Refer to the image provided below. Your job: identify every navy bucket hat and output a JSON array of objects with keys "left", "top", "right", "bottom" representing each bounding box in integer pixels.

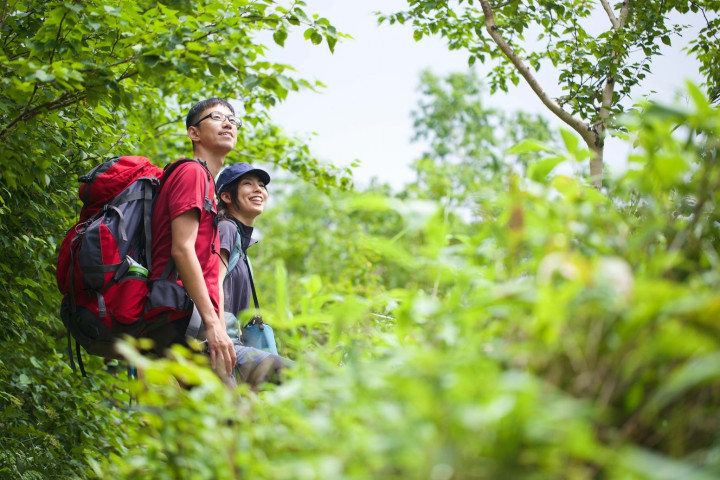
[{"left": 216, "top": 162, "right": 271, "bottom": 194}]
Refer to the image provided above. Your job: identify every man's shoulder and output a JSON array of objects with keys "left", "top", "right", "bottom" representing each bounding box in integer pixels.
[
  {"left": 168, "top": 158, "right": 209, "bottom": 177},
  {"left": 161, "top": 159, "right": 211, "bottom": 190}
]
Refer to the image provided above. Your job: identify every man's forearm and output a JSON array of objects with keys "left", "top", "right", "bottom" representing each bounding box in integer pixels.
[{"left": 172, "top": 245, "right": 221, "bottom": 329}]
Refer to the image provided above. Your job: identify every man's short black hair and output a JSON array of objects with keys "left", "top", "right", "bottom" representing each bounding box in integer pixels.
[{"left": 185, "top": 97, "right": 236, "bottom": 129}]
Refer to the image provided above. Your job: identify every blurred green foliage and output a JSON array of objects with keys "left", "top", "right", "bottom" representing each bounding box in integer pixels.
[
  {"left": 98, "top": 84, "right": 720, "bottom": 479},
  {"left": 1, "top": 1, "right": 719, "bottom": 477}
]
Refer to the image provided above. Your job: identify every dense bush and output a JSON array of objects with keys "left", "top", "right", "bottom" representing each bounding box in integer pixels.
[
  {"left": 0, "top": 0, "right": 343, "bottom": 477},
  {"left": 3, "top": 88, "right": 718, "bottom": 478},
  {"left": 94, "top": 87, "right": 720, "bottom": 478},
  {"left": 1, "top": 1, "right": 718, "bottom": 477}
]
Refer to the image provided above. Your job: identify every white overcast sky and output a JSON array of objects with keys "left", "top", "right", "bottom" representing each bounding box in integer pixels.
[{"left": 263, "top": 1, "right": 706, "bottom": 191}]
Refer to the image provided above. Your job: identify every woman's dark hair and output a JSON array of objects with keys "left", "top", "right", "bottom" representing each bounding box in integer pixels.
[
  {"left": 217, "top": 177, "right": 240, "bottom": 221},
  {"left": 185, "top": 97, "right": 235, "bottom": 129}
]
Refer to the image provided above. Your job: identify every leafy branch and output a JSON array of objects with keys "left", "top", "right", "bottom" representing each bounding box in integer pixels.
[
  {"left": 0, "top": 0, "right": 8, "bottom": 35},
  {"left": 0, "top": 91, "right": 85, "bottom": 141},
  {"left": 478, "top": 1, "right": 596, "bottom": 150}
]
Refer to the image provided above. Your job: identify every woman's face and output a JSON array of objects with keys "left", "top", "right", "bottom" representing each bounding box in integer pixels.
[{"left": 229, "top": 173, "right": 268, "bottom": 221}]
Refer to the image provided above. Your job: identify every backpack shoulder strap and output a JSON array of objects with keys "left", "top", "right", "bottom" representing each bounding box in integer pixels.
[
  {"left": 162, "top": 158, "right": 215, "bottom": 215},
  {"left": 225, "top": 224, "right": 245, "bottom": 278},
  {"left": 162, "top": 157, "right": 206, "bottom": 179}
]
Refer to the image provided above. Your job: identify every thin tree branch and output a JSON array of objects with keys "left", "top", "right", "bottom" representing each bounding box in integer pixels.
[
  {"left": 0, "top": 52, "right": 140, "bottom": 142},
  {"left": 8, "top": 48, "right": 30, "bottom": 61},
  {"left": 20, "top": 83, "right": 39, "bottom": 123},
  {"left": 478, "top": 0, "right": 596, "bottom": 149},
  {"left": 153, "top": 116, "right": 184, "bottom": 132},
  {"left": 618, "top": 0, "right": 631, "bottom": 29},
  {"left": 110, "top": 27, "right": 120, "bottom": 57},
  {"left": 49, "top": 9, "right": 70, "bottom": 65},
  {"left": 598, "top": 0, "right": 631, "bottom": 135},
  {"left": 0, "top": 0, "right": 8, "bottom": 35},
  {"left": 588, "top": 0, "right": 632, "bottom": 186},
  {"left": 117, "top": 68, "right": 138, "bottom": 82},
  {"left": 107, "top": 57, "right": 137, "bottom": 69},
  {"left": 152, "top": 116, "right": 187, "bottom": 139},
  {"left": 193, "top": 26, "right": 220, "bottom": 43},
  {"left": 600, "top": 0, "right": 619, "bottom": 28},
  {"left": 0, "top": 91, "right": 86, "bottom": 141}
]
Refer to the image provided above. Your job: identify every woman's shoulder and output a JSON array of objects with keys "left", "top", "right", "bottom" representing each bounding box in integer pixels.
[{"left": 218, "top": 218, "right": 238, "bottom": 239}]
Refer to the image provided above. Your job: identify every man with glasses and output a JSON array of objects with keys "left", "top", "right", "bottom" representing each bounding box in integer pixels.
[{"left": 146, "top": 97, "right": 242, "bottom": 378}]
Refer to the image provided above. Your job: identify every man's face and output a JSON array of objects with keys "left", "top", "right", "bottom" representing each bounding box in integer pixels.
[{"left": 189, "top": 104, "right": 238, "bottom": 153}]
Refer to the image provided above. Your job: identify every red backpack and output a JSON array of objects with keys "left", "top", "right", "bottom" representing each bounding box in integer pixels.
[{"left": 56, "top": 156, "right": 204, "bottom": 370}]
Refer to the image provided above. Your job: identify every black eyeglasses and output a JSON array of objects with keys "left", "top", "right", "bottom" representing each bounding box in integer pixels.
[{"left": 193, "top": 111, "right": 243, "bottom": 128}]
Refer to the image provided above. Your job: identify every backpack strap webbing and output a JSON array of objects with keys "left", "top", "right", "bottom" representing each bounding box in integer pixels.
[
  {"left": 185, "top": 305, "right": 204, "bottom": 340},
  {"left": 225, "top": 221, "right": 259, "bottom": 309},
  {"left": 225, "top": 233, "right": 244, "bottom": 278}
]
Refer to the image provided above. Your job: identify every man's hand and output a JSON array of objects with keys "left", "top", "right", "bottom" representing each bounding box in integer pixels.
[{"left": 204, "top": 318, "right": 236, "bottom": 376}]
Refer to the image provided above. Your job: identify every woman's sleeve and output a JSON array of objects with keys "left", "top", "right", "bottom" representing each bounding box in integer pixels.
[{"left": 218, "top": 220, "right": 236, "bottom": 254}]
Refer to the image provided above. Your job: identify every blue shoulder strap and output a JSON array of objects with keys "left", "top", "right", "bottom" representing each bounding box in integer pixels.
[
  {"left": 224, "top": 222, "right": 260, "bottom": 309},
  {"left": 225, "top": 229, "right": 245, "bottom": 278}
]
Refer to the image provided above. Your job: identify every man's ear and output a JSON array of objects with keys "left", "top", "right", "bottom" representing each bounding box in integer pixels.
[{"left": 187, "top": 126, "right": 201, "bottom": 142}]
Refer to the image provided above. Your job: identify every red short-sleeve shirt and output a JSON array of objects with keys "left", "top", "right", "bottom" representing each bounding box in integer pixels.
[{"left": 148, "top": 160, "right": 219, "bottom": 319}]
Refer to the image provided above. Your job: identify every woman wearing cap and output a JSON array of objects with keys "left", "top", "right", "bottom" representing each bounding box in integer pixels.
[{"left": 215, "top": 162, "right": 288, "bottom": 387}]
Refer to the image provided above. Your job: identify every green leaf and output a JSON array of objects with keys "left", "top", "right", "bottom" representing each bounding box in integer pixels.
[
  {"left": 244, "top": 74, "right": 261, "bottom": 90},
  {"left": 686, "top": 80, "right": 712, "bottom": 112},
  {"left": 273, "top": 29, "right": 288, "bottom": 47},
  {"left": 528, "top": 155, "right": 565, "bottom": 181},
  {"left": 559, "top": 128, "right": 579, "bottom": 154},
  {"left": 507, "top": 139, "right": 553, "bottom": 154},
  {"left": 326, "top": 34, "right": 337, "bottom": 53}
]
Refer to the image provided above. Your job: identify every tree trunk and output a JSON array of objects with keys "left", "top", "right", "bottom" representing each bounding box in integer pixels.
[
  {"left": 590, "top": 146, "right": 603, "bottom": 189},
  {"left": 590, "top": 117, "right": 606, "bottom": 189}
]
